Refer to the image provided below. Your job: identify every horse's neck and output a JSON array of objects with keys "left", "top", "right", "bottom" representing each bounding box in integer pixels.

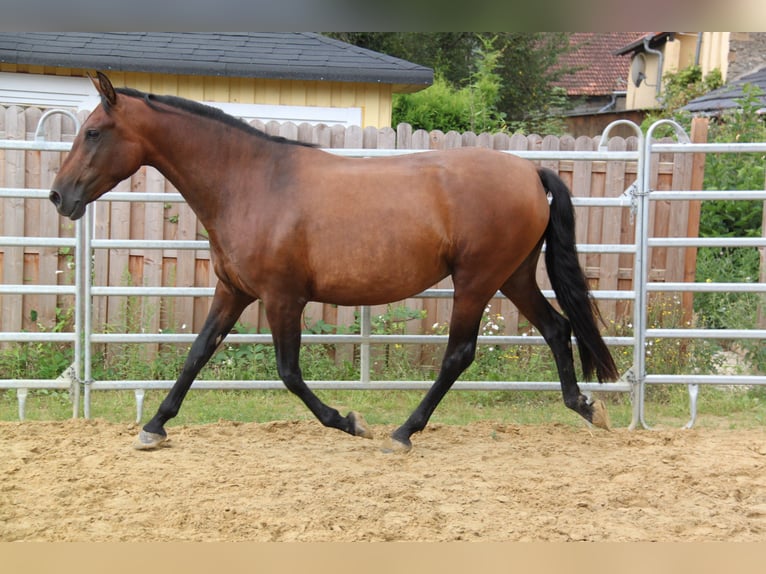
[{"left": 143, "top": 115, "right": 268, "bottom": 221}]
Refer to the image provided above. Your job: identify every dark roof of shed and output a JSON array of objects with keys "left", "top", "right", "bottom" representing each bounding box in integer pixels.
[
  {"left": 683, "top": 67, "right": 766, "bottom": 114},
  {"left": 0, "top": 32, "right": 433, "bottom": 88}
]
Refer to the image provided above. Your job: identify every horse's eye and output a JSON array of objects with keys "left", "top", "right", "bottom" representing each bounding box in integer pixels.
[{"left": 85, "top": 129, "right": 100, "bottom": 141}]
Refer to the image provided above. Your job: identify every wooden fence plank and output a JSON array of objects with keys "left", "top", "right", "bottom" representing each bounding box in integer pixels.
[
  {"left": 666, "top": 151, "right": 693, "bottom": 285},
  {"left": 429, "top": 129, "right": 445, "bottom": 150},
  {"left": 1, "top": 106, "right": 25, "bottom": 335},
  {"left": 172, "top": 179, "right": 196, "bottom": 336},
  {"left": 411, "top": 129, "right": 429, "bottom": 149},
  {"left": 363, "top": 126, "right": 379, "bottom": 148},
  {"left": 345, "top": 125, "right": 363, "bottom": 148},
  {"left": 105, "top": 179, "right": 132, "bottom": 329},
  {"left": 3, "top": 109, "right": 696, "bottom": 362},
  {"left": 141, "top": 167, "right": 165, "bottom": 355},
  {"left": 396, "top": 123, "right": 412, "bottom": 150},
  {"left": 330, "top": 124, "right": 347, "bottom": 148},
  {"left": 683, "top": 118, "right": 709, "bottom": 325},
  {"left": 378, "top": 126, "right": 396, "bottom": 149},
  {"left": 599, "top": 137, "right": 628, "bottom": 324},
  {"left": 39, "top": 114, "right": 69, "bottom": 330},
  {"left": 460, "top": 131, "right": 477, "bottom": 148}
]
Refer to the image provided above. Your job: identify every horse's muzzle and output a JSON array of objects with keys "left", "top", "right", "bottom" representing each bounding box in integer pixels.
[
  {"left": 49, "top": 190, "right": 62, "bottom": 209},
  {"left": 49, "top": 189, "right": 85, "bottom": 220}
]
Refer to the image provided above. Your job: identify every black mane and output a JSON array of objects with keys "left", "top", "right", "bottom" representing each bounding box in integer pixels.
[{"left": 113, "top": 87, "right": 317, "bottom": 148}]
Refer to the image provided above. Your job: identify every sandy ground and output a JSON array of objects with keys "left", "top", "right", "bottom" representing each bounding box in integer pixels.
[{"left": 1, "top": 418, "right": 765, "bottom": 542}]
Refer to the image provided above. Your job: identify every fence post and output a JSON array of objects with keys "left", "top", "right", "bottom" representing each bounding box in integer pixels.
[
  {"left": 638, "top": 119, "right": 691, "bottom": 429},
  {"left": 682, "top": 117, "right": 709, "bottom": 326},
  {"left": 760, "top": 172, "right": 766, "bottom": 329}
]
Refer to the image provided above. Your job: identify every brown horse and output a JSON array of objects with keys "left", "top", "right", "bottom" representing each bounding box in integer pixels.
[{"left": 50, "top": 72, "right": 618, "bottom": 451}]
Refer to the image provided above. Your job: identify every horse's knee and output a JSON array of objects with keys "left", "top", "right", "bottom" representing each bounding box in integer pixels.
[{"left": 444, "top": 340, "right": 476, "bottom": 374}]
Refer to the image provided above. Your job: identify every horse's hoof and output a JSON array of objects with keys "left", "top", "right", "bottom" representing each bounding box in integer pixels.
[
  {"left": 133, "top": 429, "right": 168, "bottom": 450},
  {"left": 381, "top": 435, "right": 412, "bottom": 454},
  {"left": 348, "top": 411, "right": 373, "bottom": 439},
  {"left": 590, "top": 399, "right": 612, "bottom": 431}
]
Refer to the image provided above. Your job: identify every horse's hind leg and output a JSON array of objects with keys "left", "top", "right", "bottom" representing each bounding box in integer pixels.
[
  {"left": 501, "top": 261, "right": 609, "bottom": 429},
  {"left": 388, "top": 290, "right": 488, "bottom": 452},
  {"left": 265, "top": 298, "right": 373, "bottom": 440}
]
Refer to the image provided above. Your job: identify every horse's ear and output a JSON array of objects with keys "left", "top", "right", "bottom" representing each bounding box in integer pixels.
[{"left": 90, "top": 71, "right": 117, "bottom": 108}]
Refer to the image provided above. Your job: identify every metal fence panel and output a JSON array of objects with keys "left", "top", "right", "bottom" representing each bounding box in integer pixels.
[{"left": 3, "top": 114, "right": 764, "bottom": 430}]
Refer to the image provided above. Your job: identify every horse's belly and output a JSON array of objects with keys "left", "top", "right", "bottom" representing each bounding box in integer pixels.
[{"left": 309, "top": 240, "right": 448, "bottom": 306}]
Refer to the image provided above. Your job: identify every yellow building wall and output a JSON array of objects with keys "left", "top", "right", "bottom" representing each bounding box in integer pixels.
[
  {"left": 625, "top": 53, "right": 664, "bottom": 110},
  {"left": 0, "top": 65, "right": 394, "bottom": 128},
  {"left": 665, "top": 32, "right": 730, "bottom": 78},
  {"left": 698, "top": 32, "right": 730, "bottom": 79},
  {"left": 623, "top": 32, "right": 730, "bottom": 111}
]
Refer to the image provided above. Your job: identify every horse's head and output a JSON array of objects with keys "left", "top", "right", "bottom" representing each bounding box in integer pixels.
[{"left": 50, "top": 72, "right": 145, "bottom": 220}]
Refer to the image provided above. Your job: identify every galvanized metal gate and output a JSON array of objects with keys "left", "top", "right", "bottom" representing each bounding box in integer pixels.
[{"left": 2, "top": 114, "right": 765, "bottom": 428}]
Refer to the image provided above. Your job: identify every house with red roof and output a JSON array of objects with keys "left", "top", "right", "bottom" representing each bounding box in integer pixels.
[
  {"left": 614, "top": 32, "right": 738, "bottom": 112},
  {"left": 554, "top": 32, "right": 646, "bottom": 136}
]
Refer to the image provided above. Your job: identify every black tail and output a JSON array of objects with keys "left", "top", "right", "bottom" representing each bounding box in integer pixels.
[{"left": 538, "top": 167, "right": 619, "bottom": 383}]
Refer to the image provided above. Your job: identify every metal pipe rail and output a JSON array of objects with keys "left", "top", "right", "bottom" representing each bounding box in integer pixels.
[
  {"left": 12, "top": 116, "right": 766, "bottom": 431},
  {"left": 633, "top": 120, "right": 766, "bottom": 429},
  {"left": 2, "top": 118, "right": 644, "bottom": 424},
  {"left": 328, "top": 148, "right": 641, "bottom": 161},
  {"left": 0, "top": 111, "right": 83, "bottom": 418}
]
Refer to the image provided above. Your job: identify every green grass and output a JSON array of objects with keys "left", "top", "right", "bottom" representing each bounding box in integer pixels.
[
  {"left": 3, "top": 384, "right": 765, "bottom": 430},
  {"left": 2, "top": 297, "right": 765, "bottom": 430}
]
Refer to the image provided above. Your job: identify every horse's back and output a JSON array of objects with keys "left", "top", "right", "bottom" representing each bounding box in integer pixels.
[{"left": 286, "top": 146, "right": 550, "bottom": 305}]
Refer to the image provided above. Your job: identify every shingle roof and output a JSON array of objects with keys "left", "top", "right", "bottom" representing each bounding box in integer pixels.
[
  {"left": 683, "top": 66, "right": 766, "bottom": 114},
  {"left": 555, "top": 32, "right": 646, "bottom": 96},
  {"left": 0, "top": 32, "right": 433, "bottom": 88}
]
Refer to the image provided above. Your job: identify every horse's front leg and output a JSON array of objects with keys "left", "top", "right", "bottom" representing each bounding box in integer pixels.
[
  {"left": 134, "top": 282, "right": 253, "bottom": 449},
  {"left": 265, "top": 298, "right": 373, "bottom": 440}
]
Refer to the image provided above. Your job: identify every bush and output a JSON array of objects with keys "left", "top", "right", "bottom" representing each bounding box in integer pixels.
[
  {"left": 393, "top": 76, "right": 474, "bottom": 132},
  {"left": 393, "top": 37, "right": 507, "bottom": 134},
  {"left": 694, "top": 83, "right": 766, "bottom": 334}
]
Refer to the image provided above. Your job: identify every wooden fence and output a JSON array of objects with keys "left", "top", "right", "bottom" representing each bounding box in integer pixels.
[{"left": 1, "top": 105, "right": 695, "bottom": 349}]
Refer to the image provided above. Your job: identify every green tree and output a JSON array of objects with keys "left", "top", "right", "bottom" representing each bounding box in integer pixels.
[
  {"left": 324, "top": 32, "right": 574, "bottom": 134},
  {"left": 391, "top": 76, "right": 472, "bottom": 132},
  {"left": 638, "top": 65, "right": 765, "bottom": 350},
  {"left": 324, "top": 32, "right": 477, "bottom": 89},
  {"left": 391, "top": 36, "right": 507, "bottom": 133},
  {"left": 491, "top": 32, "right": 572, "bottom": 134},
  {"left": 691, "top": 80, "right": 764, "bottom": 343}
]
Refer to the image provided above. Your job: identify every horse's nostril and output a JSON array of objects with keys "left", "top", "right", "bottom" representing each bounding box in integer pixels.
[{"left": 49, "top": 190, "right": 61, "bottom": 207}]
